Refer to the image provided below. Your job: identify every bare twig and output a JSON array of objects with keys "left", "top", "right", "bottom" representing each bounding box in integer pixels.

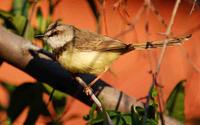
[
  {"left": 143, "top": 0, "right": 182, "bottom": 125},
  {"left": 155, "top": 0, "right": 181, "bottom": 73},
  {"left": 102, "top": 0, "right": 108, "bottom": 35},
  {"left": 149, "top": 1, "right": 168, "bottom": 28},
  {"left": 75, "top": 76, "right": 103, "bottom": 111},
  {"left": 180, "top": 46, "right": 200, "bottom": 73},
  {"left": 114, "top": 0, "right": 167, "bottom": 39},
  {"left": 189, "top": 0, "right": 197, "bottom": 15},
  {"left": 114, "top": 4, "right": 145, "bottom": 38}
]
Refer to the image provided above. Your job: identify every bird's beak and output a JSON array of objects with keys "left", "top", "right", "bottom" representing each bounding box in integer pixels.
[{"left": 35, "top": 34, "right": 45, "bottom": 39}]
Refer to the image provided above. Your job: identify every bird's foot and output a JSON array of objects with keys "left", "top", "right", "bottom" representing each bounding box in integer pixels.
[{"left": 84, "top": 86, "right": 93, "bottom": 96}]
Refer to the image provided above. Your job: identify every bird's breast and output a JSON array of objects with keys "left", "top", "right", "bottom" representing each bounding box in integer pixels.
[{"left": 57, "top": 50, "right": 121, "bottom": 75}]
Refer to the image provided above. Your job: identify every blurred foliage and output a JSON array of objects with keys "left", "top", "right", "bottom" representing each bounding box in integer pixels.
[
  {"left": 7, "top": 83, "right": 50, "bottom": 124},
  {"left": 43, "top": 83, "right": 67, "bottom": 117},
  {"left": 0, "top": 81, "right": 67, "bottom": 124},
  {"left": 0, "top": 0, "right": 59, "bottom": 41},
  {"left": 165, "top": 80, "right": 185, "bottom": 122},
  {"left": 84, "top": 85, "right": 159, "bottom": 125},
  {"left": 0, "top": 0, "right": 34, "bottom": 40},
  {"left": 84, "top": 104, "right": 158, "bottom": 125}
]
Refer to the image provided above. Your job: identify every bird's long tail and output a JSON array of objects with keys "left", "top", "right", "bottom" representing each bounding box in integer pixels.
[{"left": 128, "top": 34, "right": 192, "bottom": 51}]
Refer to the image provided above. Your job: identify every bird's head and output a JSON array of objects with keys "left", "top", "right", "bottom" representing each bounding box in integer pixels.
[{"left": 35, "top": 21, "right": 74, "bottom": 49}]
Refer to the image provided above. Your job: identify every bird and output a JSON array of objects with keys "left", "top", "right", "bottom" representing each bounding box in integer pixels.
[{"left": 35, "top": 21, "right": 192, "bottom": 77}]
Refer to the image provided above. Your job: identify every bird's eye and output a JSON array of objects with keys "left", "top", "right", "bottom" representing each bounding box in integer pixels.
[{"left": 48, "top": 30, "right": 64, "bottom": 37}]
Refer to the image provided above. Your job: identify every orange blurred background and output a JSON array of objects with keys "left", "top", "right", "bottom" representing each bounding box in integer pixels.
[{"left": 0, "top": 0, "right": 200, "bottom": 125}]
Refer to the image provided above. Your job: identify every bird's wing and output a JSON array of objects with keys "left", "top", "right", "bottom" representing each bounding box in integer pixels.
[{"left": 73, "top": 28, "right": 129, "bottom": 52}]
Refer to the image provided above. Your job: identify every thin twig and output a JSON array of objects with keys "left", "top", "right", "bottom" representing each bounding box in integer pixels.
[
  {"left": 155, "top": 0, "right": 181, "bottom": 124},
  {"left": 180, "top": 46, "right": 200, "bottom": 73},
  {"left": 155, "top": 0, "right": 181, "bottom": 74},
  {"left": 149, "top": 1, "right": 168, "bottom": 28},
  {"left": 143, "top": 0, "right": 182, "bottom": 125},
  {"left": 114, "top": 4, "right": 145, "bottom": 38},
  {"left": 75, "top": 76, "right": 103, "bottom": 111},
  {"left": 189, "top": 0, "right": 197, "bottom": 15},
  {"left": 102, "top": 0, "right": 108, "bottom": 35}
]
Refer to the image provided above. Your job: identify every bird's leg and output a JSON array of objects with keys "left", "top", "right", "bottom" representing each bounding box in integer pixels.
[
  {"left": 74, "top": 76, "right": 103, "bottom": 111},
  {"left": 88, "top": 68, "right": 108, "bottom": 88}
]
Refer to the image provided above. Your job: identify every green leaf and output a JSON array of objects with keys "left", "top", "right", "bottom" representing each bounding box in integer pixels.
[
  {"left": 36, "top": 7, "right": 48, "bottom": 33},
  {"left": 89, "top": 104, "right": 97, "bottom": 120},
  {"left": 0, "top": 10, "right": 34, "bottom": 39},
  {"left": 0, "top": 82, "right": 16, "bottom": 93},
  {"left": 121, "top": 114, "right": 132, "bottom": 124},
  {"left": 52, "top": 96, "right": 66, "bottom": 116},
  {"left": 49, "top": 0, "right": 61, "bottom": 15},
  {"left": 7, "top": 83, "right": 50, "bottom": 124},
  {"left": 165, "top": 80, "right": 185, "bottom": 122},
  {"left": 42, "top": 83, "right": 66, "bottom": 100},
  {"left": 151, "top": 87, "right": 158, "bottom": 98},
  {"left": 12, "top": 0, "right": 30, "bottom": 16},
  {"left": 23, "top": 23, "right": 35, "bottom": 40},
  {"left": 102, "top": 108, "right": 114, "bottom": 125},
  {"left": 131, "top": 106, "right": 142, "bottom": 125},
  {"left": 42, "top": 83, "right": 67, "bottom": 116}
]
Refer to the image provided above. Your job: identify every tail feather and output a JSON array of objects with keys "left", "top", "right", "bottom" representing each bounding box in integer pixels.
[{"left": 129, "top": 34, "right": 192, "bottom": 51}]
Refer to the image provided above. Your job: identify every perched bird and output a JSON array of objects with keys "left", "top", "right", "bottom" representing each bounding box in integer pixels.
[{"left": 36, "top": 21, "right": 192, "bottom": 76}]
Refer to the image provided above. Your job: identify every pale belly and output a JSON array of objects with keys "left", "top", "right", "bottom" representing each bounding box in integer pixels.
[{"left": 57, "top": 50, "right": 121, "bottom": 75}]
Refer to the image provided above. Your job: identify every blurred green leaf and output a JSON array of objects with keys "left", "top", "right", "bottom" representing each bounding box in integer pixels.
[
  {"left": 0, "top": 82, "right": 16, "bottom": 93},
  {"left": 7, "top": 83, "right": 50, "bottom": 124},
  {"left": 89, "top": 104, "right": 97, "bottom": 120},
  {"left": 85, "top": 104, "right": 158, "bottom": 125},
  {"left": 12, "top": 0, "right": 30, "bottom": 16},
  {"left": 131, "top": 106, "right": 142, "bottom": 125},
  {"left": 9, "top": 14, "right": 27, "bottom": 34},
  {"left": 0, "top": 10, "right": 34, "bottom": 40},
  {"left": 102, "top": 108, "right": 114, "bottom": 125},
  {"left": 166, "top": 80, "right": 185, "bottom": 122},
  {"left": 36, "top": 7, "right": 48, "bottom": 33},
  {"left": 43, "top": 83, "right": 66, "bottom": 100},
  {"left": 121, "top": 114, "right": 131, "bottom": 124},
  {"left": 42, "top": 83, "right": 67, "bottom": 116},
  {"left": 49, "top": 0, "right": 61, "bottom": 15},
  {"left": 151, "top": 87, "right": 158, "bottom": 98},
  {"left": 23, "top": 23, "right": 35, "bottom": 40},
  {"left": 52, "top": 96, "right": 66, "bottom": 116}
]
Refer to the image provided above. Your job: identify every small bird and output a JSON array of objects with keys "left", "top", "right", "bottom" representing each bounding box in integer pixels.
[{"left": 36, "top": 21, "right": 192, "bottom": 76}]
